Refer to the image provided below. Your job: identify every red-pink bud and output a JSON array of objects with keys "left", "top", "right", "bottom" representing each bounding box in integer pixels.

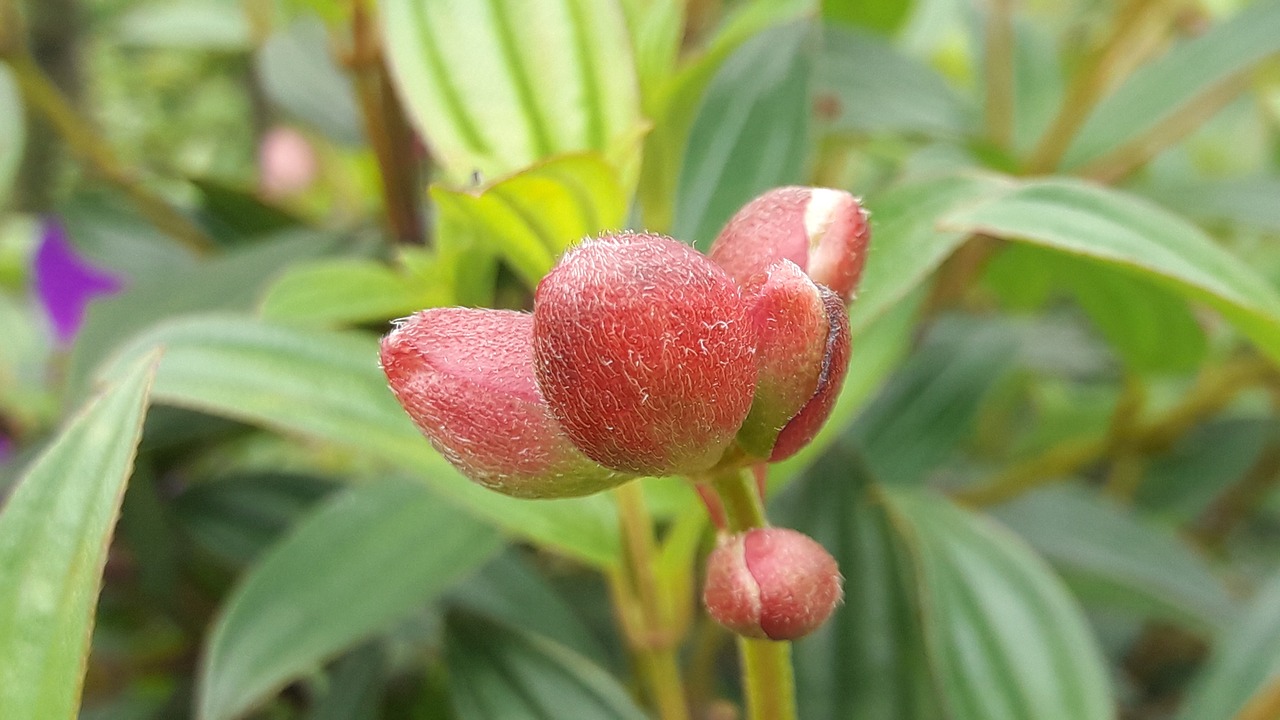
[
  {"left": 769, "top": 287, "right": 851, "bottom": 461},
  {"left": 709, "top": 187, "right": 869, "bottom": 302},
  {"left": 380, "top": 308, "right": 628, "bottom": 498},
  {"left": 703, "top": 527, "right": 843, "bottom": 640},
  {"left": 532, "top": 233, "right": 757, "bottom": 476},
  {"left": 735, "top": 261, "right": 829, "bottom": 459}
]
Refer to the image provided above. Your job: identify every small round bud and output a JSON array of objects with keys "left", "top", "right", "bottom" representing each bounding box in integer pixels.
[
  {"left": 533, "top": 232, "right": 757, "bottom": 476},
  {"left": 709, "top": 187, "right": 869, "bottom": 302},
  {"left": 703, "top": 527, "right": 843, "bottom": 641},
  {"left": 380, "top": 308, "right": 628, "bottom": 498}
]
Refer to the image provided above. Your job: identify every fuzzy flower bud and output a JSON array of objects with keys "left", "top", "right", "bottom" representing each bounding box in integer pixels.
[
  {"left": 709, "top": 186, "right": 869, "bottom": 302},
  {"left": 703, "top": 527, "right": 843, "bottom": 640},
  {"left": 769, "top": 286, "right": 851, "bottom": 461},
  {"left": 532, "top": 233, "right": 757, "bottom": 476},
  {"left": 380, "top": 308, "right": 628, "bottom": 498}
]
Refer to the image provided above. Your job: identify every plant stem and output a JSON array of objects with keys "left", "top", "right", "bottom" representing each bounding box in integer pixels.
[
  {"left": 0, "top": 52, "right": 216, "bottom": 254},
  {"left": 612, "top": 482, "right": 689, "bottom": 720},
  {"left": 706, "top": 468, "right": 797, "bottom": 720},
  {"left": 983, "top": 0, "right": 1015, "bottom": 150}
]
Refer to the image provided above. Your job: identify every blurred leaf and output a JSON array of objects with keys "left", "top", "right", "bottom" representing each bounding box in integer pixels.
[
  {"left": 618, "top": 0, "right": 683, "bottom": 107},
  {"left": 773, "top": 442, "right": 938, "bottom": 720},
  {"left": 1063, "top": 1, "right": 1280, "bottom": 169},
  {"left": 986, "top": 244, "right": 1207, "bottom": 373},
  {"left": 821, "top": 0, "right": 912, "bottom": 33},
  {"left": 853, "top": 316, "right": 1020, "bottom": 485},
  {"left": 994, "top": 486, "right": 1235, "bottom": 633},
  {"left": 175, "top": 472, "right": 339, "bottom": 567},
  {"left": 1137, "top": 175, "right": 1280, "bottom": 234},
  {"left": 1179, "top": 569, "right": 1280, "bottom": 720},
  {"left": 675, "top": 22, "right": 814, "bottom": 250},
  {"left": 380, "top": 0, "right": 643, "bottom": 185},
  {"left": 258, "top": 257, "right": 443, "bottom": 327},
  {"left": 59, "top": 190, "right": 197, "bottom": 279},
  {"left": 197, "top": 480, "right": 502, "bottom": 720},
  {"left": 941, "top": 177, "right": 1280, "bottom": 363},
  {"left": 1010, "top": 19, "right": 1064, "bottom": 156},
  {"left": 0, "top": 66, "right": 23, "bottom": 202},
  {"left": 1138, "top": 418, "right": 1273, "bottom": 520},
  {"left": 256, "top": 17, "right": 364, "bottom": 145},
  {"left": 0, "top": 293, "right": 52, "bottom": 426},
  {"left": 97, "top": 315, "right": 621, "bottom": 567},
  {"left": 116, "top": 3, "right": 252, "bottom": 50},
  {"left": 308, "top": 644, "right": 386, "bottom": 720},
  {"left": 814, "top": 25, "right": 972, "bottom": 138},
  {"left": 430, "top": 153, "right": 627, "bottom": 288},
  {"left": 191, "top": 178, "right": 304, "bottom": 243},
  {"left": 0, "top": 354, "right": 157, "bottom": 720},
  {"left": 884, "top": 488, "right": 1114, "bottom": 720},
  {"left": 849, "top": 173, "right": 1013, "bottom": 332},
  {"left": 444, "top": 611, "right": 646, "bottom": 720},
  {"left": 68, "top": 229, "right": 343, "bottom": 399},
  {"left": 449, "top": 551, "right": 610, "bottom": 666}
]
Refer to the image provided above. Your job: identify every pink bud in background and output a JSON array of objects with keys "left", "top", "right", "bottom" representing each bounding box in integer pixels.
[
  {"left": 533, "top": 233, "right": 757, "bottom": 476},
  {"left": 380, "top": 308, "right": 629, "bottom": 498},
  {"left": 703, "top": 527, "right": 843, "bottom": 640},
  {"left": 258, "top": 126, "right": 318, "bottom": 199},
  {"left": 709, "top": 187, "right": 869, "bottom": 302},
  {"left": 734, "top": 261, "right": 830, "bottom": 459}
]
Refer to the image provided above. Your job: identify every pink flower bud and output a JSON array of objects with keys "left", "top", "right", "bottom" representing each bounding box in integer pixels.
[
  {"left": 709, "top": 187, "right": 869, "bottom": 302},
  {"left": 258, "top": 126, "right": 318, "bottom": 198},
  {"left": 532, "top": 233, "right": 757, "bottom": 476},
  {"left": 380, "top": 308, "right": 628, "bottom": 498},
  {"left": 703, "top": 527, "right": 843, "bottom": 640},
  {"left": 769, "top": 287, "right": 851, "bottom": 461}
]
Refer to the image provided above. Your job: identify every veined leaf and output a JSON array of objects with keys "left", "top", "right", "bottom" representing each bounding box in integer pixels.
[
  {"left": 0, "top": 354, "right": 158, "bottom": 720},
  {"left": 675, "top": 22, "right": 814, "bottom": 250},
  {"left": 196, "top": 481, "right": 502, "bottom": 720},
  {"left": 885, "top": 488, "right": 1114, "bottom": 720},
  {"left": 941, "top": 177, "right": 1280, "bottom": 363},
  {"left": 1179, "top": 569, "right": 1280, "bottom": 720},
  {"left": 445, "top": 611, "right": 647, "bottom": 720},
  {"left": 1064, "top": 0, "right": 1280, "bottom": 169},
  {"left": 380, "top": 0, "right": 643, "bottom": 186},
  {"left": 96, "top": 315, "right": 621, "bottom": 568},
  {"left": 431, "top": 153, "right": 627, "bottom": 288},
  {"left": 994, "top": 486, "right": 1235, "bottom": 634}
]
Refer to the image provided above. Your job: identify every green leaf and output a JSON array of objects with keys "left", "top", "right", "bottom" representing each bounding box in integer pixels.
[
  {"left": 853, "top": 316, "right": 1019, "bottom": 485},
  {"left": 813, "top": 25, "right": 972, "bottom": 138},
  {"left": 772, "top": 443, "right": 938, "bottom": 720},
  {"left": 618, "top": 0, "right": 683, "bottom": 108},
  {"left": 985, "top": 244, "right": 1208, "bottom": 373},
  {"left": 1063, "top": 0, "right": 1280, "bottom": 169},
  {"left": 821, "top": 0, "right": 912, "bottom": 33},
  {"left": 96, "top": 315, "right": 621, "bottom": 567},
  {"left": 1179, "top": 569, "right": 1280, "bottom": 720},
  {"left": 191, "top": 178, "right": 304, "bottom": 243},
  {"left": 1137, "top": 175, "right": 1280, "bottom": 234},
  {"left": 0, "top": 66, "right": 24, "bottom": 202},
  {"left": 380, "top": 0, "right": 643, "bottom": 186},
  {"left": 258, "top": 257, "right": 445, "bottom": 327},
  {"left": 994, "top": 486, "right": 1235, "bottom": 634},
  {"left": 444, "top": 611, "right": 647, "bottom": 720},
  {"left": 116, "top": 2, "right": 252, "bottom": 50},
  {"left": 256, "top": 17, "right": 364, "bottom": 145},
  {"left": 849, "top": 173, "right": 1014, "bottom": 332},
  {"left": 430, "top": 153, "right": 627, "bottom": 288},
  {"left": 196, "top": 480, "right": 502, "bottom": 720},
  {"left": 675, "top": 22, "right": 814, "bottom": 249},
  {"left": 884, "top": 488, "right": 1113, "bottom": 720},
  {"left": 0, "top": 353, "right": 158, "bottom": 720},
  {"left": 941, "top": 177, "right": 1280, "bottom": 363}
]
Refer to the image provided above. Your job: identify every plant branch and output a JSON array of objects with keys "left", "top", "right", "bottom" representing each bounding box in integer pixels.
[
  {"left": 612, "top": 482, "right": 690, "bottom": 720},
  {"left": 1025, "top": 0, "right": 1182, "bottom": 173},
  {"left": 0, "top": 51, "right": 216, "bottom": 254},
  {"left": 983, "top": 0, "right": 1016, "bottom": 150}
]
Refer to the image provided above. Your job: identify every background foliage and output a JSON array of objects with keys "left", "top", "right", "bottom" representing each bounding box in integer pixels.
[{"left": 2, "top": 0, "right": 1280, "bottom": 718}]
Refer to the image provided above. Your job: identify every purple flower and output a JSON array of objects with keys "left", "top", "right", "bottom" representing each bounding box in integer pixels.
[{"left": 33, "top": 218, "right": 123, "bottom": 345}]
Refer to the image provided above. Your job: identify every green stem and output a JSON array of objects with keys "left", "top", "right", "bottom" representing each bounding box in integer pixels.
[
  {"left": 707, "top": 467, "right": 797, "bottom": 720},
  {"left": 612, "top": 482, "right": 689, "bottom": 720},
  {"left": 983, "top": 0, "right": 1015, "bottom": 150}
]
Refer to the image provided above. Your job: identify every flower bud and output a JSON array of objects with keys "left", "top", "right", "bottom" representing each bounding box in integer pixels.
[
  {"left": 734, "top": 261, "right": 829, "bottom": 459},
  {"left": 709, "top": 187, "right": 869, "bottom": 302},
  {"left": 703, "top": 527, "right": 842, "bottom": 640},
  {"left": 380, "top": 308, "right": 628, "bottom": 498},
  {"left": 533, "top": 232, "right": 757, "bottom": 476},
  {"left": 769, "top": 286, "right": 851, "bottom": 461}
]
